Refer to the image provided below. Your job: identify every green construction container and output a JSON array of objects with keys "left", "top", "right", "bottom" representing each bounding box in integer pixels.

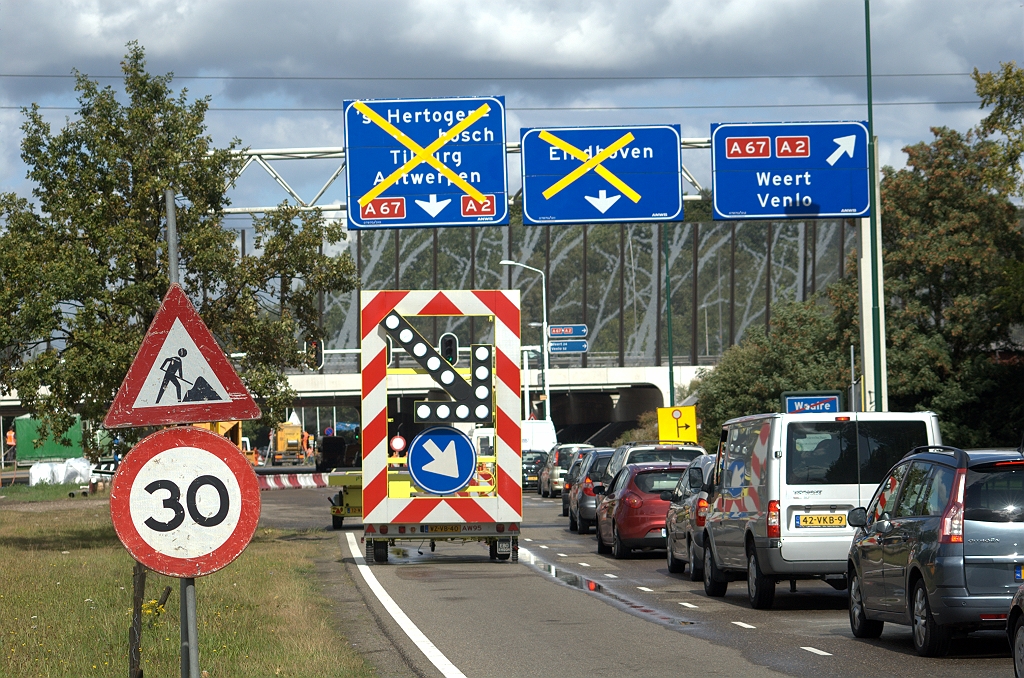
[{"left": 14, "top": 416, "right": 83, "bottom": 462}]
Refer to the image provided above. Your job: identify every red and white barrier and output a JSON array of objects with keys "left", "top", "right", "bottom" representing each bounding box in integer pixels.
[{"left": 257, "top": 473, "right": 330, "bottom": 491}]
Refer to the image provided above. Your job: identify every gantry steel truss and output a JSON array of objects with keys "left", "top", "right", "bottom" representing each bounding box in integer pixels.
[{"left": 222, "top": 139, "right": 711, "bottom": 216}]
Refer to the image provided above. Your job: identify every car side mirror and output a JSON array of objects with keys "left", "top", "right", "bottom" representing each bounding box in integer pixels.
[
  {"left": 847, "top": 507, "right": 867, "bottom": 528},
  {"left": 660, "top": 491, "right": 674, "bottom": 502},
  {"left": 594, "top": 486, "right": 606, "bottom": 496}
]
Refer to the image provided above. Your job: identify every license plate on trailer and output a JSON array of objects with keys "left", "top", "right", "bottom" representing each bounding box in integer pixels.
[
  {"left": 496, "top": 541, "right": 511, "bottom": 553},
  {"left": 795, "top": 514, "right": 847, "bottom": 528},
  {"left": 426, "top": 525, "right": 462, "bottom": 533},
  {"left": 1016, "top": 565, "right": 1022, "bottom": 582}
]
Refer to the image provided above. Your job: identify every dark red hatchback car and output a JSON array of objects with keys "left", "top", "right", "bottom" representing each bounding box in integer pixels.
[{"left": 594, "top": 462, "right": 689, "bottom": 559}]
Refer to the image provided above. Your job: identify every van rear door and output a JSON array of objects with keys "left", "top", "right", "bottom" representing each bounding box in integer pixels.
[
  {"left": 780, "top": 418, "right": 930, "bottom": 563},
  {"left": 963, "top": 461, "right": 1024, "bottom": 596}
]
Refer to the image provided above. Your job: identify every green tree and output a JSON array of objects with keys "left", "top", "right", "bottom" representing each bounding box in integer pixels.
[
  {"left": 879, "top": 126, "right": 1023, "bottom": 446},
  {"left": 0, "top": 44, "right": 356, "bottom": 455}
]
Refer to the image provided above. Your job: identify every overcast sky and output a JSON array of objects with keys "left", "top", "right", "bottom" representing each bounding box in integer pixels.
[{"left": 1, "top": 0, "right": 1020, "bottom": 215}]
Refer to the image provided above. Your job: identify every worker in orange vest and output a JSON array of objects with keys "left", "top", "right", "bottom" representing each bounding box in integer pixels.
[{"left": 4, "top": 428, "right": 14, "bottom": 461}]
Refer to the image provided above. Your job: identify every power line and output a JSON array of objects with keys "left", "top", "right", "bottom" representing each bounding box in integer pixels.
[
  {"left": 0, "top": 72, "right": 975, "bottom": 82},
  {"left": 0, "top": 100, "right": 980, "bottom": 113}
]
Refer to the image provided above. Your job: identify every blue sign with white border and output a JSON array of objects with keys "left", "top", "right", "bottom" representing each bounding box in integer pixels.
[
  {"left": 784, "top": 394, "right": 841, "bottom": 414},
  {"left": 406, "top": 426, "right": 478, "bottom": 495},
  {"left": 548, "top": 324, "right": 588, "bottom": 339},
  {"left": 549, "top": 340, "right": 588, "bottom": 353},
  {"left": 521, "top": 125, "right": 682, "bottom": 224},
  {"left": 711, "top": 121, "right": 870, "bottom": 220},
  {"left": 344, "top": 96, "right": 508, "bottom": 229}
]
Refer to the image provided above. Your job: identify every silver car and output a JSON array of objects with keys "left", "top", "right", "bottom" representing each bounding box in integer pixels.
[
  {"left": 848, "top": 446, "right": 1024, "bottom": 657},
  {"left": 664, "top": 455, "right": 716, "bottom": 580},
  {"left": 568, "top": 448, "right": 615, "bottom": 534}
]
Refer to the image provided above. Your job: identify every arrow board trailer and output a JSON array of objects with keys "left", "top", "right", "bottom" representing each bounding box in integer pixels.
[
  {"left": 360, "top": 290, "right": 522, "bottom": 564},
  {"left": 710, "top": 121, "right": 870, "bottom": 220},
  {"left": 344, "top": 96, "right": 509, "bottom": 229},
  {"left": 521, "top": 125, "right": 683, "bottom": 224}
]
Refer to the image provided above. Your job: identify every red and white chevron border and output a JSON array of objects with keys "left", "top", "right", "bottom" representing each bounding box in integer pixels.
[
  {"left": 257, "top": 473, "right": 330, "bottom": 491},
  {"left": 360, "top": 290, "right": 522, "bottom": 527}
]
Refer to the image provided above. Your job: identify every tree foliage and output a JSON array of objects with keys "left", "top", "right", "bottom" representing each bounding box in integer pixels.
[{"left": 0, "top": 44, "right": 356, "bottom": 455}]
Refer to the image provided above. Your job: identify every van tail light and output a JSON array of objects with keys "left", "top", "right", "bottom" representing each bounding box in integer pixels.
[
  {"left": 696, "top": 498, "right": 709, "bottom": 527},
  {"left": 582, "top": 477, "right": 595, "bottom": 497},
  {"left": 624, "top": 491, "right": 644, "bottom": 509},
  {"left": 564, "top": 482, "right": 571, "bottom": 490},
  {"left": 767, "top": 500, "right": 781, "bottom": 538},
  {"left": 940, "top": 468, "right": 967, "bottom": 544}
]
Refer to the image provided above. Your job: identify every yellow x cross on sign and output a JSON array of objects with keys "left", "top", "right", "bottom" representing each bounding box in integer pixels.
[
  {"left": 539, "top": 130, "right": 642, "bottom": 203},
  {"left": 353, "top": 101, "right": 488, "bottom": 206}
]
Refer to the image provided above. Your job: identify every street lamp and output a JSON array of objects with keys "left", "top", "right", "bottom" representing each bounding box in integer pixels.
[{"left": 500, "top": 259, "right": 551, "bottom": 421}]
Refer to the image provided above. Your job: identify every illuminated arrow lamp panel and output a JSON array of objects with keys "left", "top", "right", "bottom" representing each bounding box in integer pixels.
[{"left": 379, "top": 312, "right": 494, "bottom": 425}]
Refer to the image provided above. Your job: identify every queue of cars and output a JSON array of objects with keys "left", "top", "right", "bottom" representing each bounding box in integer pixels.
[{"left": 548, "top": 409, "right": 1024, "bottom": 661}]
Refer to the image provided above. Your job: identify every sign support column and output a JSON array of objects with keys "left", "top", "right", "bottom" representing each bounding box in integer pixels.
[{"left": 863, "top": 0, "right": 888, "bottom": 411}]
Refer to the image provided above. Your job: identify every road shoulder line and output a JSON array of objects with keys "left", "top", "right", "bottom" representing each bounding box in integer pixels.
[{"left": 344, "top": 532, "right": 467, "bottom": 678}]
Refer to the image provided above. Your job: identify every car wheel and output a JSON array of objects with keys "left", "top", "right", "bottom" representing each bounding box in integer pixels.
[
  {"left": 689, "top": 539, "right": 704, "bottom": 582},
  {"left": 578, "top": 517, "right": 590, "bottom": 535},
  {"left": 332, "top": 515, "right": 344, "bottom": 530},
  {"left": 537, "top": 482, "right": 542, "bottom": 495},
  {"left": 667, "top": 534, "right": 685, "bottom": 574},
  {"left": 747, "top": 550, "right": 775, "bottom": 610},
  {"left": 612, "top": 523, "right": 630, "bottom": 559},
  {"left": 912, "top": 579, "right": 949, "bottom": 656},
  {"left": 542, "top": 482, "right": 550, "bottom": 498},
  {"left": 1014, "top": 615, "right": 1024, "bottom": 678},
  {"left": 849, "top": 571, "right": 884, "bottom": 638},
  {"left": 596, "top": 521, "right": 611, "bottom": 554},
  {"left": 569, "top": 511, "right": 578, "bottom": 532},
  {"left": 703, "top": 541, "right": 728, "bottom": 597},
  {"left": 562, "top": 500, "right": 569, "bottom": 517}
]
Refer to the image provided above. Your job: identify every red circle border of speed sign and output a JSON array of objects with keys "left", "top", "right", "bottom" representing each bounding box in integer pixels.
[{"left": 110, "top": 426, "right": 261, "bottom": 578}]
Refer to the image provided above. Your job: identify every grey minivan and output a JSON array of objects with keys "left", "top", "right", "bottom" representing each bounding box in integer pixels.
[{"left": 847, "top": 446, "right": 1024, "bottom": 656}]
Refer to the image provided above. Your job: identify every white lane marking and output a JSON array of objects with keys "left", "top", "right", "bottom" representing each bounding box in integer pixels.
[
  {"left": 523, "top": 538, "right": 533, "bottom": 542},
  {"left": 637, "top": 586, "right": 653, "bottom": 592},
  {"left": 732, "top": 622, "right": 756, "bottom": 629},
  {"left": 557, "top": 553, "right": 568, "bottom": 557},
  {"left": 578, "top": 562, "right": 591, "bottom": 567},
  {"left": 801, "top": 647, "right": 832, "bottom": 656},
  {"left": 604, "top": 573, "right": 618, "bottom": 578},
  {"left": 345, "top": 533, "right": 466, "bottom": 678},
  {"left": 679, "top": 602, "right": 698, "bottom": 609},
  {"left": 539, "top": 545, "right": 549, "bottom": 549}
]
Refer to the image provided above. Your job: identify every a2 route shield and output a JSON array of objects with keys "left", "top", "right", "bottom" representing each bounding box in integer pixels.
[
  {"left": 521, "top": 125, "right": 682, "bottom": 224},
  {"left": 345, "top": 96, "right": 509, "bottom": 229}
]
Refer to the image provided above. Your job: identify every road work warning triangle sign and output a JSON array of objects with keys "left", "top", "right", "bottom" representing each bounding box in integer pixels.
[{"left": 103, "top": 285, "right": 261, "bottom": 428}]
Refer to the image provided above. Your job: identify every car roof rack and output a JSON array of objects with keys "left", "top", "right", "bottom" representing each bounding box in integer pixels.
[{"left": 902, "top": 445, "right": 970, "bottom": 466}]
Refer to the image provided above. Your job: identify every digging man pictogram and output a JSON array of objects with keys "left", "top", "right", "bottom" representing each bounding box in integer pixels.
[{"left": 156, "top": 347, "right": 222, "bottom": 404}]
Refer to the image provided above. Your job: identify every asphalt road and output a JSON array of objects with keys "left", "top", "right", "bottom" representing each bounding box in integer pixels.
[{"left": 259, "top": 488, "right": 1014, "bottom": 677}]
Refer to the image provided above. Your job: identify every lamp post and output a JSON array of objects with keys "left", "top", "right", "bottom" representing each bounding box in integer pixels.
[{"left": 500, "top": 260, "right": 551, "bottom": 421}]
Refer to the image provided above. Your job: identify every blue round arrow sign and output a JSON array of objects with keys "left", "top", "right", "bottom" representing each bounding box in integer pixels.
[{"left": 406, "top": 426, "right": 478, "bottom": 495}]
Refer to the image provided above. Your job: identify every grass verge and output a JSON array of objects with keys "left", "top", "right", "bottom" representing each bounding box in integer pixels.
[
  {"left": 0, "top": 500, "right": 372, "bottom": 677},
  {"left": 0, "top": 482, "right": 96, "bottom": 503}
]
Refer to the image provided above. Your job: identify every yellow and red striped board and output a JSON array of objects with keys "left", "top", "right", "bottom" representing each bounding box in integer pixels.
[{"left": 360, "top": 290, "right": 522, "bottom": 526}]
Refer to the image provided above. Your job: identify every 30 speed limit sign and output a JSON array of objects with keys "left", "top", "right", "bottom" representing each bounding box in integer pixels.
[{"left": 110, "top": 427, "right": 261, "bottom": 578}]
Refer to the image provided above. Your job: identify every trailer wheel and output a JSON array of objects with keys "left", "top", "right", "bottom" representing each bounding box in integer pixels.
[
  {"left": 511, "top": 537, "right": 518, "bottom": 563},
  {"left": 365, "top": 539, "right": 374, "bottom": 564},
  {"left": 332, "top": 515, "right": 344, "bottom": 530},
  {"left": 489, "top": 540, "right": 498, "bottom": 560},
  {"left": 373, "top": 540, "right": 389, "bottom": 564}
]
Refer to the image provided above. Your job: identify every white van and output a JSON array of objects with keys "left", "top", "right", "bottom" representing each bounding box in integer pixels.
[
  {"left": 521, "top": 419, "right": 557, "bottom": 455},
  {"left": 701, "top": 410, "right": 942, "bottom": 609}
]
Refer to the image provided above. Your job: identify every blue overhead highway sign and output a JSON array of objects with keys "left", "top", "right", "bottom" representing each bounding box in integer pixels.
[
  {"left": 406, "top": 426, "right": 478, "bottom": 495},
  {"left": 344, "top": 96, "right": 509, "bottom": 229},
  {"left": 521, "top": 125, "right": 682, "bottom": 224},
  {"left": 711, "top": 121, "right": 870, "bottom": 220}
]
